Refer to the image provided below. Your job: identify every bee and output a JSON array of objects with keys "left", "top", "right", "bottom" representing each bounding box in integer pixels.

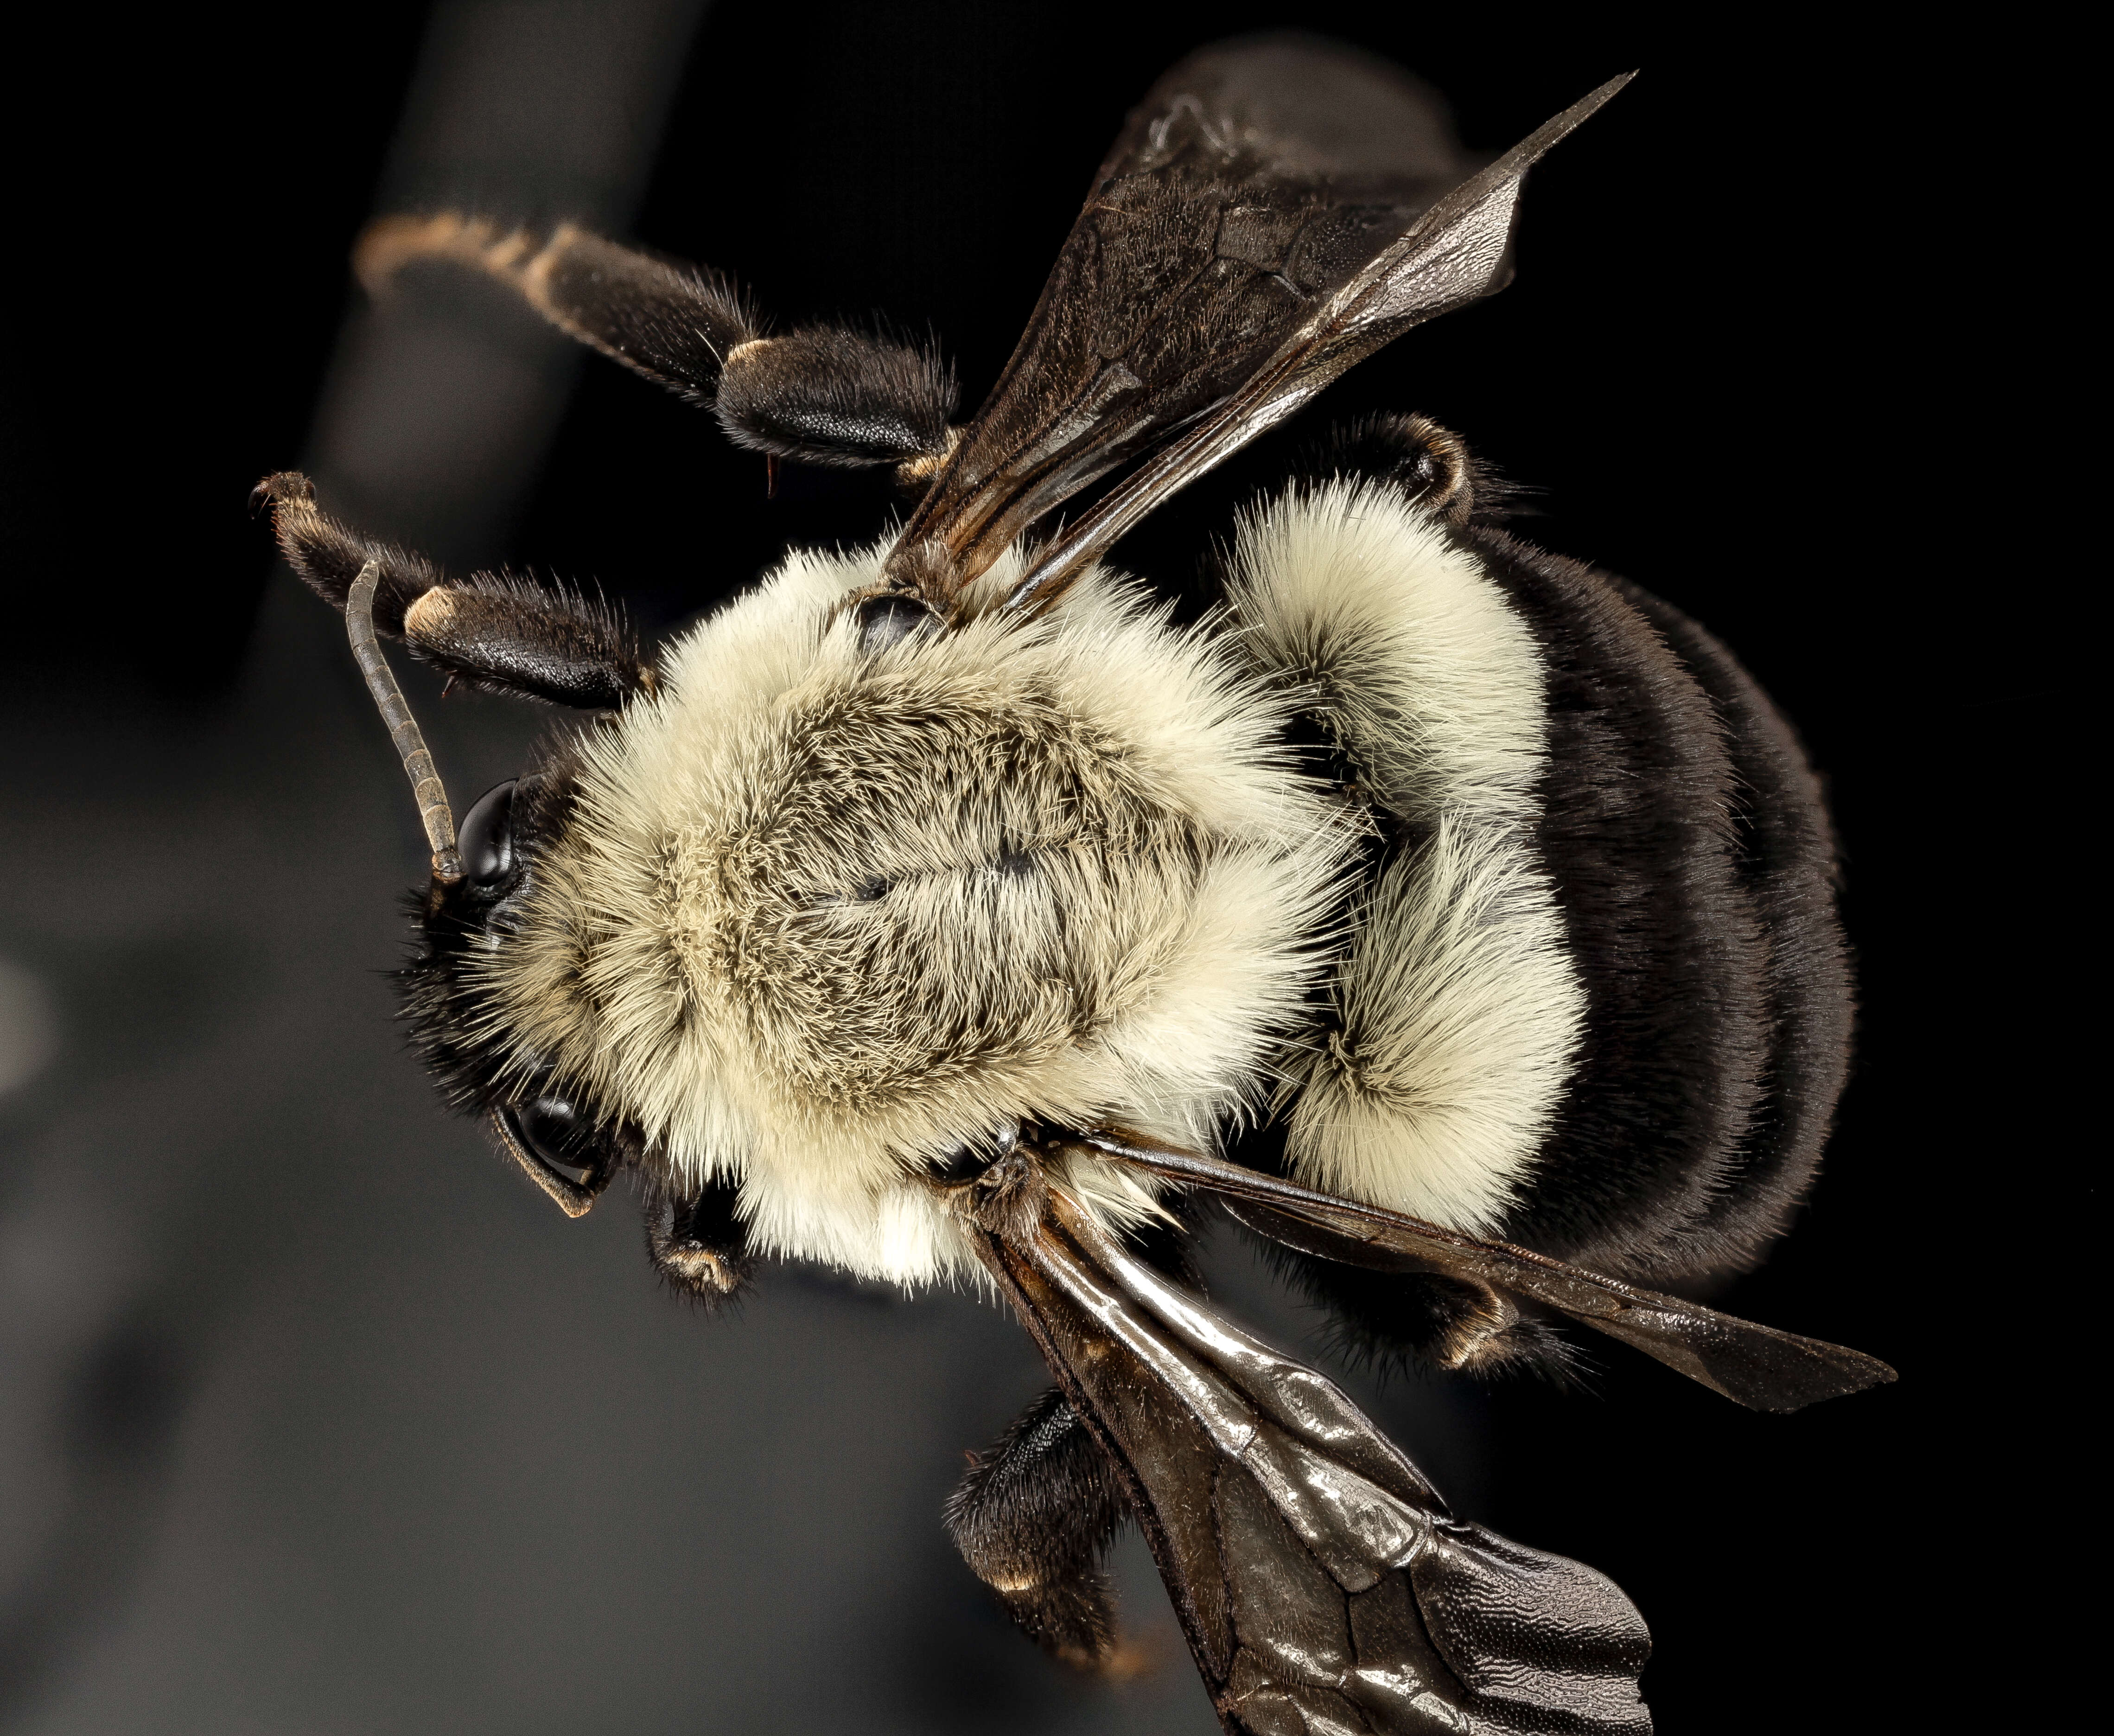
[{"left": 254, "top": 36, "right": 1891, "bottom": 1735}]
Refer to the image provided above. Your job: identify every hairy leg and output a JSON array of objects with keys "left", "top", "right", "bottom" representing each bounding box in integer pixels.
[
  {"left": 644, "top": 1179, "right": 752, "bottom": 1306},
  {"left": 357, "top": 215, "right": 960, "bottom": 479},
  {"left": 253, "top": 472, "right": 650, "bottom": 709},
  {"left": 944, "top": 1385, "right": 1132, "bottom": 1668}
]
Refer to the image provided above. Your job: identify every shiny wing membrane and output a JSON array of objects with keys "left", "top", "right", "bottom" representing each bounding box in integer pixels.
[
  {"left": 890, "top": 39, "right": 1630, "bottom": 609},
  {"left": 968, "top": 1179, "right": 1654, "bottom": 1736},
  {"left": 1074, "top": 1129, "right": 1897, "bottom": 1412}
]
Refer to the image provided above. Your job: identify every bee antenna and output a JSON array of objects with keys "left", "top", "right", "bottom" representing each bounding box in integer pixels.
[{"left": 345, "top": 561, "right": 464, "bottom": 883}]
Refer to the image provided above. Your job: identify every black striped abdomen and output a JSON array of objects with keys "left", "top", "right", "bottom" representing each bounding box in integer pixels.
[
  {"left": 1614, "top": 581, "right": 1852, "bottom": 1266},
  {"left": 1468, "top": 528, "right": 1847, "bottom": 1280}
]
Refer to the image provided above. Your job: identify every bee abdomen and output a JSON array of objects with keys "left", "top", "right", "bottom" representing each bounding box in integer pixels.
[
  {"left": 1466, "top": 524, "right": 1839, "bottom": 1281},
  {"left": 1613, "top": 579, "right": 1852, "bottom": 1269},
  {"left": 1226, "top": 478, "right": 1589, "bottom": 1238},
  {"left": 1227, "top": 445, "right": 1848, "bottom": 1298}
]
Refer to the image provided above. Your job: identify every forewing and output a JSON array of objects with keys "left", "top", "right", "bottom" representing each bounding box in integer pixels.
[
  {"left": 1001, "top": 73, "right": 1633, "bottom": 611},
  {"left": 889, "top": 37, "right": 1501, "bottom": 596},
  {"left": 972, "top": 1182, "right": 1653, "bottom": 1735},
  {"left": 1074, "top": 1130, "right": 1897, "bottom": 1412}
]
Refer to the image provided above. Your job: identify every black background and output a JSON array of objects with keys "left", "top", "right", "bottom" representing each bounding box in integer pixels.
[{"left": 0, "top": 4, "right": 2054, "bottom": 1732}]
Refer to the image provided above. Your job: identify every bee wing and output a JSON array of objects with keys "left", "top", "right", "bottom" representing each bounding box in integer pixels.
[
  {"left": 974, "top": 1183, "right": 1653, "bottom": 1735},
  {"left": 895, "top": 38, "right": 1629, "bottom": 606},
  {"left": 1072, "top": 1130, "right": 1897, "bottom": 1413}
]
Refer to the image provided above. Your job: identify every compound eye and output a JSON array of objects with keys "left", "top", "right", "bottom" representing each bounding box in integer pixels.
[
  {"left": 457, "top": 780, "right": 518, "bottom": 885},
  {"left": 513, "top": 1091, "right": 592, "bottom": 1177},
  {"left": 493, "top": 1090, "right": 617, "bottom": 1219}
]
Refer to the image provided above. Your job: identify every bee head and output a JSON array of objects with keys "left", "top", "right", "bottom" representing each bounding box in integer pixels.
[
  {"left": 396, "top": 742, "right": 750, "bottom": 1304},
  {"left": 395, "top": 747, "right": 651, "bottom": 1219},
  {"left": 331, "top": 559, "right": 660, "bottom": 1230}
]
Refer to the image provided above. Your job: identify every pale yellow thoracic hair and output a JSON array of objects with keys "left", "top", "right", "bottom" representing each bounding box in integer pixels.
[
  {"left": 475, "top": 536, "right": 1354, "bottom": 1284},
  {"left": 471, "top": 479, "right": 1586, "bottom": 1287}
]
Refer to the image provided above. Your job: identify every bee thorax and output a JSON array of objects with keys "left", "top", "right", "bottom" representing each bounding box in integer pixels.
[{"left": 472, "top": 536, "right": 1347, "bottom": 1283}]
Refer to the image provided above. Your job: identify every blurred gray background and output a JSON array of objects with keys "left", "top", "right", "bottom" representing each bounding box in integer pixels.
[{"left": 1, "top": 2, "right": 2046, "bottom": 1731}]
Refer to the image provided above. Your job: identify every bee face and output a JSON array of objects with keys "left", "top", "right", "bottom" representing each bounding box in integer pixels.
[
  {"left": 398, "top": 747, "right": 605, "bottom": 1118},
  {"left": 426, "top": 539, "right": 1346, "bottom": 1279}
]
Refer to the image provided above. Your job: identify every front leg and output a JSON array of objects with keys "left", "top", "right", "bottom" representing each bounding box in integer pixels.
[
  {"left": 644, "top": 1178, "right": 753, "bottom": 1305},
  {"left": 944, "top": 1384, "right": 1132, "bottom": 1669},
  {"left": 253, "top": 472, "right": 651, "bottom": 709}
]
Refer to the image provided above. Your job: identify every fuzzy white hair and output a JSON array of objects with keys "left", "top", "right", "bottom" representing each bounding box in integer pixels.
[
  {"left": 475, "top": 536, "right": 1350, "bottom": 1283},
  {"left": 1227, "top": 479, "right": 1586, "bottom": 1232}
]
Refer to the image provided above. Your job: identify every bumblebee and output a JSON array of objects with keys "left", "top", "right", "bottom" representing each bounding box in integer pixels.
[{"left": 256, "top": 37, "right": 1887, "bottom": 1734}]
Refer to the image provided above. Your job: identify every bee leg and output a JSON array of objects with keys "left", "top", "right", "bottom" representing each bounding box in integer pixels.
[
  {"left": 644, "top": 1178, "right": 752, "bottom": 1306},
  {"left": 1313, "top": 412, "right": 1519, "bottom": 526},
  {"left": 356, "top": 215, "right": 960, "bottom": 486},
  {"left": 944, "top": 1385, "right": 1132, "bottom": 1670},
  {"left": 249, "top": 470, "right": 440, "bottom": 629},
  {"left": 715, "top": 327, "right": 961, "bottom": 488},
  {"left": 252, "top": 472, "right": 652, "bottom": 709},
  {"left": 1285, "top": 1257, "right": 1586, "bottom": 1386}
]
